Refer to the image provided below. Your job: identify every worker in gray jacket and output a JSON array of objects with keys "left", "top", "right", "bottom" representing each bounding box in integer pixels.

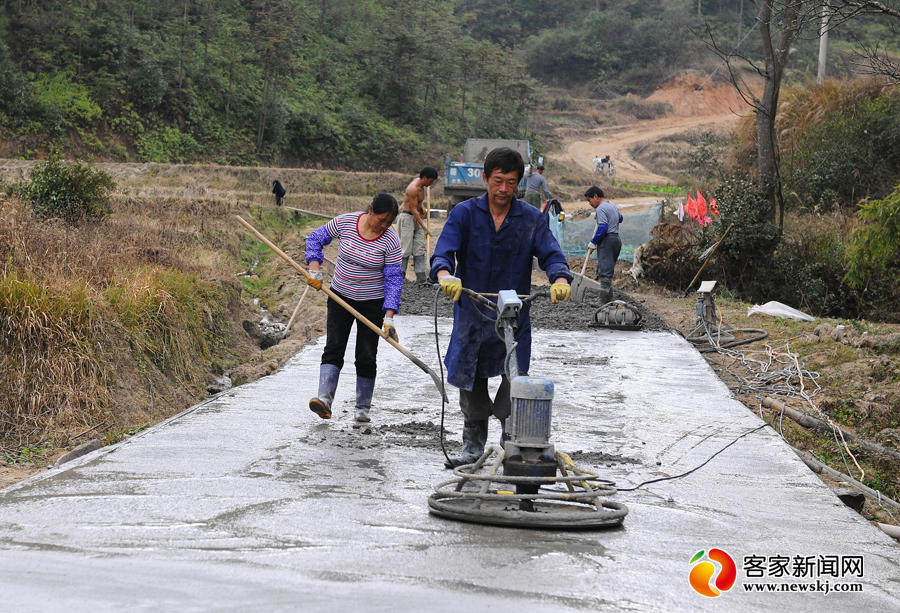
[
  {"left": 585, "top": 185, "right": 622, "bottom": 302},
  {"left": 523, "top": 165, "right": 550, "bottom": 209}
]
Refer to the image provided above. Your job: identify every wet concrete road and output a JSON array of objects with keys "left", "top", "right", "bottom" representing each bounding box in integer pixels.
[{"left": 1, "top": 316, "right": 897, "bottom": 611}]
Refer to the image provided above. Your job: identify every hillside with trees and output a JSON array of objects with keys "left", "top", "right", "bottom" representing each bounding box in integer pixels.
[{"left": 2, "top": 1, "right": 894, "bottom": 169}]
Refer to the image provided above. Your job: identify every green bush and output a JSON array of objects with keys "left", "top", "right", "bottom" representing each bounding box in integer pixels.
[
  {"left": 33, "top": 72, "right": 102, "bottom": 131},
  {"left": 136, "top": 126, "right": 201, "bottom": 163},
  {"left": 707, "top": 177, "right": 780, "bottom": 273},
  {"left": 22, "top": 158, "right": 115, "bottom": 223},
  {"left": 770, "top": 219, "right": 855, "bottom": 317},
  {"left": 786, "top": 89, "right": 900, "bottom": 210},
  {"left": 845, "top": 184, "right": 900, "bottom": 320}
]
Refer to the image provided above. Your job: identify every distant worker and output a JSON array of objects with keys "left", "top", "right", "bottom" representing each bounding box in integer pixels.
[
  {"left": 593, "top": 154, "right": 603, "bottom": 174},
  {"left": 304, "top": 193, "right": 402, "bottom": 424},
  {"left": 399, "top": 167, "right": 438, "bottom": 283},
  {"left": 523, "top": 164, "right": 550, "bottom": 209},
  {"left": 272, "top": 180, "right": 286, "bottom": 206},
  {"left": 602, "top": 154, "right": 614, "bottom": 177},
  {"left": 585, "top": 185, "right": 622, "bottom": 303},
  {"left": 431, "top": 148, "right": 572, "bottom": 468}
]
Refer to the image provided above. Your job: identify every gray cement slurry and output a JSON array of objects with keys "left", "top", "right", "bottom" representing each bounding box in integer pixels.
[{"left": 1, "top": 316, "right": 897, "bottom": 611}]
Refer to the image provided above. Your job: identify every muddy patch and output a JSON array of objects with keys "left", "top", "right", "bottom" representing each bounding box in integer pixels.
[
  {"left": 567, "top": 450, "right": 642, "bottom": 466},
  {"left": 298, "top": 419, "right": 453, "bottom": 451}
]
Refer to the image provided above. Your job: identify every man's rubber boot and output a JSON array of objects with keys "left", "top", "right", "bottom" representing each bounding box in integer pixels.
[
  {"left": 413, "top": 256, "right": 427, "bottom": 284},
  {"left": 444, "top": 420, "right": 489, "bottom": 468},
  {"left": 401, "top": 256, "right": 409, "bottom": 281},
  {"left": 354, "top": 376, "right": 375, "bottom": 423},
  {"left": 309, "top": 363, "right": 340, "bottom": 419},
  {"left": 499, "top": 418, "right": 510, "bottom": 446},
  {"left": 599, "top": 277, "right": 613, "bottom": 304}
]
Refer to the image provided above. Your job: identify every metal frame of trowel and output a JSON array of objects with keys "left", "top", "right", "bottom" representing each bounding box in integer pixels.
[{"left": 427, "top": 287, "right": 628, "bottom": 530}]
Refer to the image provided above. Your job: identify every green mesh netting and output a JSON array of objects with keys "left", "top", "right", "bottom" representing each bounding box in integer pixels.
[{"left": 548, "top": 204, "right": 661, "bottom": 262}]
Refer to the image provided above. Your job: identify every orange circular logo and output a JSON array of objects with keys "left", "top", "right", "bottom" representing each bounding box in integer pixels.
[{"left": 689, "top": 548, "right": 737, "bottom": 597}]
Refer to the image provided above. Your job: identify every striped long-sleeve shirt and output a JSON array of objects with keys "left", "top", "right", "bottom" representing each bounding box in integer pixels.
[{"left": 305, "top": 212, "right": 403, "bottom": 311}]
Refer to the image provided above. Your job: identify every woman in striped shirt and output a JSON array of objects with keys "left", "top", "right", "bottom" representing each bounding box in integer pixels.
[{"left": 304, "top": 193, "right": 402, "bottom": 424}]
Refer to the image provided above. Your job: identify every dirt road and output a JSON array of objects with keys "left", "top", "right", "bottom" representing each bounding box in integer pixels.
[{"left": 564, "top": 113, "right": 741, "bottom": 185}]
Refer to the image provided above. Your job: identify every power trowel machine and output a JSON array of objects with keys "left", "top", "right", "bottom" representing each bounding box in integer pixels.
[{"left": 428, "top": 288, "right": 629, "bottom": 530}]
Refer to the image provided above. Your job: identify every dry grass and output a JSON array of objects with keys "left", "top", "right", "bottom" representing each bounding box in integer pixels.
[{"left": 1, "top": 161, "right": 397, "bottom": 464}]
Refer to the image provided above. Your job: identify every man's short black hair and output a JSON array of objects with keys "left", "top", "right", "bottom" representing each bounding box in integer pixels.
[
  {"left": 584, "top": 186, "right": 605, "bottom": 199},
  {"left": 483, "top": 147, "right": 525, "bottom": 181},
  {"left": 370, "top": 193, "right": 399, "bottom": 217},
  {"left": 419, "top": 166, "right": 438, "bottom": 180}
]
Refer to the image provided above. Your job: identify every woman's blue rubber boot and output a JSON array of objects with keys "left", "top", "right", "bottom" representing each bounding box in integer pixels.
[{"left": 309, "top": 364, "right": 340, "bottom": 419}]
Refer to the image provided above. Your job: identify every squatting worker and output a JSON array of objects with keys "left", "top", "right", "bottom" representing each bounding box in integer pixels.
[
  {"left": 430, "top": 147, "right": 573, "bottom": 468},
  {"left": 305, "top": 193, "right": 402, "bottom": 424},
  {"left": 399, "top": 167, "right": 438, "bottom": 283},
  {"left": 585, "top": 185, "right": 623, "bottom": 301},
  {"left": 523, "top": 164, "right": 550, "bottom": 209}
]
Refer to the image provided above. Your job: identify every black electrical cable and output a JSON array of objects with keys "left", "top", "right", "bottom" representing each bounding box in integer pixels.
[
  {"left": 432, "top": 286, "right": 453, "bottom": 466},
  {"left": 429, "top": 286, "right": 771, "bottom": 495},
  {"left": 616, "top": 423, "right": 772, "bottom": 491}
]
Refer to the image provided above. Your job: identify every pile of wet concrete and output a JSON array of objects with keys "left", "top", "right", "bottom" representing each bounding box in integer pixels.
[{"left": 400, "top": 280, "right": 671, "bottom": 332}]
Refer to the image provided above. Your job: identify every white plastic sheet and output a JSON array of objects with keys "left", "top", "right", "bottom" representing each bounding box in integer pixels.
[{"left": 747, "top": 301, "right": 815, "bottom": 322}]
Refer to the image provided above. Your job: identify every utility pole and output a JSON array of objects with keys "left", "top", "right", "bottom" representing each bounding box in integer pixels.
[{"left": 817, "top": 2, "right": 829, "bottom": 83}]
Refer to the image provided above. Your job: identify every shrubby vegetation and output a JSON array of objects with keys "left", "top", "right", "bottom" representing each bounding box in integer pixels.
[
  {"left": 21, "top": 158, "right": 115, "bottom": 223},
  {"left": 845, "top": 184, "right": 900, "bottom": 320},
  {"left": 647, "top": 81, "right": 899, "bottom": 321},
  {"left": 780, "top": 83, "right": 900, "bottom": 210}
]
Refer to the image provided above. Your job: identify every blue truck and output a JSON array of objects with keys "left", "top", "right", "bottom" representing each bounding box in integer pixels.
[{"left": 443, "top": 139, "right": 533, "bottom": 209}]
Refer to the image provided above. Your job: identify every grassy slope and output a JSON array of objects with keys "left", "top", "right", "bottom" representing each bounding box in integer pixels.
[{"left": 1, "top": 163, "right": 408, "bottom": 480}]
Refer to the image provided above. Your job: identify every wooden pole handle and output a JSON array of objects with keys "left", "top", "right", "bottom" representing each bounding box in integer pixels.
[{"left": 235, "top": 215, "right": 448, "bottom": 401}]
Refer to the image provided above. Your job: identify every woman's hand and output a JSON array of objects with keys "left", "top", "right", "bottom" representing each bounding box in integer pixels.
[
  {"left": 307, "top": 269, "right": 323, "bottom": 290},
  {"left": 382, "top": 317, "right": 399, "bottom": 341}
]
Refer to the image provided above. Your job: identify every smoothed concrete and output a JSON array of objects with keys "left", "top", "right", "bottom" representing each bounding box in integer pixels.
[{"left": 1, "top": 316, "right": 897, "bottom": 611}]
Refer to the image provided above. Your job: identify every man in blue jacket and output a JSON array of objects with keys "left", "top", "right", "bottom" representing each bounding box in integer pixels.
[{"left": 430, "top": 147, "right": 573, "bottom": 468}]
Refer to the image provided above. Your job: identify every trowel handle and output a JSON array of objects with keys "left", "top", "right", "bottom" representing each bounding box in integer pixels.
[{"left": 580, "top": 248, "right": 593, "bottom": 276}]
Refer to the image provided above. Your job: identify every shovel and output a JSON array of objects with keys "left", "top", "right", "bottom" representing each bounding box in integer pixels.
[
  {"left": 570, "top": 247, "right": 605, "bottom": 303},
  {"left": 235, "top": 215, "right": 448, "bottom": 402}
]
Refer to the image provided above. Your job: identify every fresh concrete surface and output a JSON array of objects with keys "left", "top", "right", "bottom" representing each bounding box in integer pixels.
[{"left": 1, "top": 315, "right": 897, "bottom": 611}]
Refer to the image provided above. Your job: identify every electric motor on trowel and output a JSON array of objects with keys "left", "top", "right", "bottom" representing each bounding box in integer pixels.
[
  {"left": 494, "top": 290, "right": 559, "bottom": 510},
  {"left": 504, "top": 376, "right": 557, "bottom": 511}
]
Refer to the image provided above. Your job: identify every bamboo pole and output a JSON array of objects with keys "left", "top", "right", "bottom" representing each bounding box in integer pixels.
[
  {"left": 682, "top": 223, "right": 734, "bottom": 297},
  {"left": 285, "top": 285, "right": 310, "bottom": 333},
  {"left": 235, "top": 215, "right": 448, "bottom": 401},
  {"left": 792, "top": 447, "right": 900, "bottom": 512},
  {"left": 763, "top": 397, "right": 900, "bottom": 461}
]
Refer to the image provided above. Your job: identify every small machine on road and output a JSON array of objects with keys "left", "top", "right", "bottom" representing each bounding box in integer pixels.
[{"left": 428, "top": 288, "right": 628, "bottom": 529}]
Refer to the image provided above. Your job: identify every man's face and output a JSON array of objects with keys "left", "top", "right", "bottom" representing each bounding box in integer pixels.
[
  {"left": 587, "top": 195, "right": 602, "bottom": 209},
  {"left": 483, "top": 169, "right": 520, "bottom": 208},
  {"left": 422, "top": 177, "right": 436, "bottom": 188}
]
